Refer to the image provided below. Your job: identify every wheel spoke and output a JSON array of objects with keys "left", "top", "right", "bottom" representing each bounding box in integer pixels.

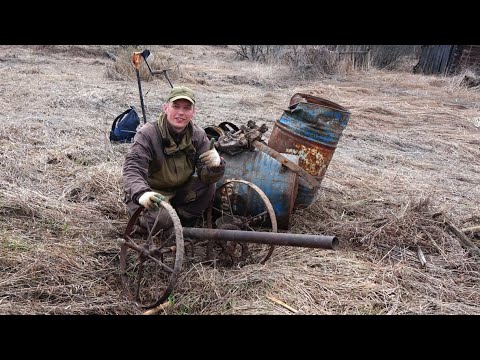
[
  {"left": 135, "top": 260, "right": 145, "bottom": 302},
  {"left": 147, "top": 253, "right": 174, "bottom": 273}
]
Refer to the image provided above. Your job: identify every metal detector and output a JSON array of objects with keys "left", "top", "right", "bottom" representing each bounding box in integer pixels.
[{"left": 131, "top": 49, "right": 174, "bottom": 124}]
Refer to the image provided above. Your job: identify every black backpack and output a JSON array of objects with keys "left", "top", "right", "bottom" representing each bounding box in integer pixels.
[{"left": 109, "top": 106, "right": 140, "bottom": 143}]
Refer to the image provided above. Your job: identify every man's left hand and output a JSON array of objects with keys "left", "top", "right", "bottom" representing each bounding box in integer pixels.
[{"left": 199, "top": 148, "right": 221, "bottom": 167}]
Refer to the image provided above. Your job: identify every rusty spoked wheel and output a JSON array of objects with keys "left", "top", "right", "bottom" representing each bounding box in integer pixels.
[
  {"left": 206, "top": 179, "right": 278, "bottom": 266},
  {"left": 119, "top": 202, "right": 184, "bottom": 310}
]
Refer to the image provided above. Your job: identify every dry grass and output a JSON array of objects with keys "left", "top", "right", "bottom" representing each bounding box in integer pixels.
[{"left": 1, "top": 45, "right": 479, "bottom": 315}]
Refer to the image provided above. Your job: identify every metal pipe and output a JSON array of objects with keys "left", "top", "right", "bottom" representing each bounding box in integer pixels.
[{"left": 182, "top": 227, "right": 338, "bottom": 250}]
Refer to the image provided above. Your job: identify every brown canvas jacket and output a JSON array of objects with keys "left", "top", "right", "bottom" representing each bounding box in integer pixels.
[{"left": 123, "top": 114, "right": 225, "bottom": 204}]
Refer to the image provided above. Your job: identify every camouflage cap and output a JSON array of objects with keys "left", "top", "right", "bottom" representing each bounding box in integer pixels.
[{"left": 166, "top": 86, "right": 196, "bottom": 104}]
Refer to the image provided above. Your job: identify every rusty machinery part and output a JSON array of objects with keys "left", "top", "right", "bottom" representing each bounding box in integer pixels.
[
  {"left": 215, "top": 120, "right": 268, "bottom": 155},
  {"left": 218, "top": 121, "right": 239, "bottom": 133},
  {"left": 204, "top": 121, "right": 240, "bottom": 142},
  {"left": 206, "top": 179, "right": 278, "bottom": 266},
  {"left": 204, "top": 125, "right": 225, "bottom": 141},
  {"left": 118, "top": 202, "right": 184, "bottom": 310},
  {"left": 212, "top": 120, "right": 319, "bottom": 190}
]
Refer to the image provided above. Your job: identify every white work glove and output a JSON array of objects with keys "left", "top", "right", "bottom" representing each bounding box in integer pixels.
[
  {"left": 138, "top": 191, "right": 165, "bottom": 211},
  {"left": 199, "top": 148, "right": 221, "bottom": 168}
]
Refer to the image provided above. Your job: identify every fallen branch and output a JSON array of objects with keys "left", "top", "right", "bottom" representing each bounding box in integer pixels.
[
  {"left": 434, "top": 213, "right": 480, "bottom": 258},
  {"left": 266, "top": 295, "right": 298, "bottom": 313},
  {"left": 143, "top": 300, "right": 172, "bottom": 315}
]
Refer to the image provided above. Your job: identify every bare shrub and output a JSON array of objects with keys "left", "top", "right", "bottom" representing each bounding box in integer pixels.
[
  {"left": 233, "top": 45, "right": 274, "bottom": 62},
  {"left": 280, "top": 46, "right": 338, "bottom": 77},
  {"left": 234, "top": 45, "right": 340, "bottom": 79}
]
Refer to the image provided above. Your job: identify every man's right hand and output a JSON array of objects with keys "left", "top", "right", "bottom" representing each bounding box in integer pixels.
[
  {"left": 138, "top": 191, "right": 165, "bottom": 211},
  {"left": 199, "top": 148, "right": 221, "bottom": 168}
]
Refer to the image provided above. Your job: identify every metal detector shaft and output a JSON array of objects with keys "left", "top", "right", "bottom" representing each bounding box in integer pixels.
[
  {"left": 135, "top": 69, "right": 147, "bottom": 124},
  {"left": 132, "top": 51, "right": 148, "bottom": 124}
]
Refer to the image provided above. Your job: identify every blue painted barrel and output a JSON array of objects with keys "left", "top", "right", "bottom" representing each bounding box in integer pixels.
[
  {"left": 216, "top": 149, "right": 299, "bottom": 230},
  {"left": 267, "top": 93, "right": 350, "bottom": 208}
]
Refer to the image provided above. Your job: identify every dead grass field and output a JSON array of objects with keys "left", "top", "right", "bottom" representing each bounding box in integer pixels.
[{"left": 1, "top": 45, "right": 479, "bottom": 315}]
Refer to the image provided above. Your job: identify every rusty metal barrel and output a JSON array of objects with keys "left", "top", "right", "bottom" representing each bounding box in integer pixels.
[
  {"left": 217, "top": 150, "right": 299, "bottom": 230},
  {"left": 267, "top": 93, "right": 351, "bottom": 208}
]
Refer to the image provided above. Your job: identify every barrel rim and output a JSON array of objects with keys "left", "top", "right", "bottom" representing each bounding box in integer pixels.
[{"left": 290, "top": 93, "right": 351, "bottom": 114}]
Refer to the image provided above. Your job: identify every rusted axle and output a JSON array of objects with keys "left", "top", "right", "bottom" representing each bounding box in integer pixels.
[{"left": 182, "top": 227, "right": 338, "bottom": 250}]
